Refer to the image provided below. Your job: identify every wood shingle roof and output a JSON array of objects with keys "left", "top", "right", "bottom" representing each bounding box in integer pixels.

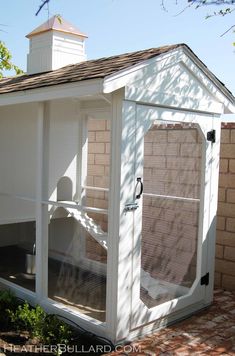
[{"left": 0, "top": 44, "right": 183, "bottom": 95}]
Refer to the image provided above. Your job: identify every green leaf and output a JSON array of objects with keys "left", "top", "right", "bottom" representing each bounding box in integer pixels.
[{"left": 0, "top": 41, "right": 23, "bottom": 78}]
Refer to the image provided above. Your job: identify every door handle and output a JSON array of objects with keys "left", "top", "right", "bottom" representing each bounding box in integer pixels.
[{"left": 135, "top": 177, "right": 143, "bottom": 199}]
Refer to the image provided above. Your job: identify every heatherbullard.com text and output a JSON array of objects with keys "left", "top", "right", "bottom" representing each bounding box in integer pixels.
[{"left": 3, "top": 343, "right": 142, "bottom": 354}]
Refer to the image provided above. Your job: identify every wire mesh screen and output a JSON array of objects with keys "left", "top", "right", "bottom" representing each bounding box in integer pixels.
[
  {"left": 0, "top": 198, "right": 36, "bottom": 292},
  {"left": 86, "top": 118, "right": 110, "bottom": 190},
  {"left": 48, "top": 213, "right": 107, "bottom": 322},
  {"left": 85, "top": 119, "right": 110, "bottom": 263},
  {"left": 140, "top": 123, "right": 202, "bottom": 308}
]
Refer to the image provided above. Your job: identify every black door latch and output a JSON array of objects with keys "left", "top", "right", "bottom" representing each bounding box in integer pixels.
[{"left": 136, "top": 177, "right": 143, "bottom": 199}]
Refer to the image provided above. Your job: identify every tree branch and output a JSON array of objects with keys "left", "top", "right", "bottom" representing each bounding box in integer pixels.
[
  {"left": 221, "top": 24, "right": 235, "bottom": 36},
  {"left": 35, "top": 0, "right": 50, "bottom": 16},
  {"left": 188, "top": 0, "right": 235, "bottom": 5}
]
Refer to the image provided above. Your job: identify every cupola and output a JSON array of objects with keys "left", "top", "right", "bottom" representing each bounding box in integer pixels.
[{"left": 26, "top": 15, "right": 87, "bottom": 74}]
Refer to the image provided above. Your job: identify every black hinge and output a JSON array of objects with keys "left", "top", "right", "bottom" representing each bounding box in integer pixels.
[
  {"left": 207, "top": 130, "right": 216, "bottom": 143},
  {"left": 201, "top": 272, "right": 209, "bottom": 286}
]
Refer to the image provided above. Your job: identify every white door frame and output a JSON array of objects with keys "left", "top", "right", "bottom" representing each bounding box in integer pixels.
[{"left": 130, "top": 104, "right": 219, "bottom": 329}]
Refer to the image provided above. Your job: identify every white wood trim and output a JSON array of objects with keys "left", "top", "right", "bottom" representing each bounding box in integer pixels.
[
  {"left": 105, "top": 91, "right": 122, "bottom": 341},
  {"left": 80, "top": 98, "right": 111, "bottom": 110},
  {"left": 135, "top": 104, "right": 216, "bottom": 123},
  {"left": 81, "top": 114, "right": 88, "bottom": 207},
  {"left": 106, "top": 98, "right": 137, "bottom": 342},
  {"left": 80, "top": 107, "right": 111, "bottom": 121},
  {"left": 125, "top": 86, "right": 224, "bottom": 115},
  {"left": 0, "top": 79, "right": 103, "bottom": 107},
  {"left": 196, "top": 121, "right": 212, "bottom": 301},
  {"left": 98, "top": 94, "right": 112, "bottom": 105},
  {"left": 105, "top": 91, "right": 127, "bottom": 341},
  {"left": 35, "top": 101, "right": 50, "bottom": 302},
  {"left": 143, "top": 192, "right": 200, "bottom": 202},
  {"left": 0, "top": 218, "right": 35, "bottom": 225},
  {"left": 195, "top": 124, "right": 208, "bottom": 298},
  {"left": 205, "top": 118, "right": 221, "bottom": 304},
  {"left": 116, "top": 100, "right": 137, "bottom": 341},
  {"left": 82, "top": 185, "right": 109, "bottom": 192},
  {"left": 44, "top": 200, "right": 108, "bottom": 214},
  {"left": 75, "top": 101, "right": 81, "bottom": 203},
  {"left": 79, "top": 113, "right": 88, "bottom": 269},
  {"left": 75, "top": 110, "right": 86, "bottom": 262}
]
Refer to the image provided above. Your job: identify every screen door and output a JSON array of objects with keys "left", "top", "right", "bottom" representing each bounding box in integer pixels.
[{"left": 131, "top": 105, "right": 214, "bottom": 328}]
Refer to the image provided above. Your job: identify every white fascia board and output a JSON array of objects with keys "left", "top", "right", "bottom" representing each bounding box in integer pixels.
[
  {"left": 181, "top": 47, "right": 235, "bottom": 113},
  {"left": 103, "top": 47, "right": 235, "bottom": 114},
  {"left": 125, "top": 85, "right": 224, "bottom": 115},
  {"left": 0, "top": 79, "right": 103, "bottom": 106}
]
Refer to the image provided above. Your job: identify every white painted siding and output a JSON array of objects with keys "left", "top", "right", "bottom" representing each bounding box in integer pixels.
[
  {"left": 48, "top": 99, "right": 79, "bottom": 202},
  {"left": 0, "top": 103, "right": 37, "bottom": 222},
  {"left": 131, "top": 62, "right": 220, "bottom": 113}
]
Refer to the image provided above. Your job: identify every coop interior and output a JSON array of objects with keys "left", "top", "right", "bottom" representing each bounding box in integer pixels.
[{"left": 0, "top": 101, "right": 202, "bottom": 323}]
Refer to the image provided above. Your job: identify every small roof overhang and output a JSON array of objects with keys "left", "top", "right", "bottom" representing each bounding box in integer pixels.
[{"left": 0, "top": 78, "right": 104, "bottom": 106}]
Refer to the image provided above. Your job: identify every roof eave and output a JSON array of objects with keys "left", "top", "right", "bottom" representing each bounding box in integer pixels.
[
  {"left": 0, "top": 78, "right": 104, "bottom": 107},
  {"left": 26, "top": 28, "right": 88, "bottom": 39}
]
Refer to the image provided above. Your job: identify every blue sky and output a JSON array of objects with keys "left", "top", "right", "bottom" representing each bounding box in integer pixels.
[{"left": 1, "top": 0, "right": 235, "bottom": 99}]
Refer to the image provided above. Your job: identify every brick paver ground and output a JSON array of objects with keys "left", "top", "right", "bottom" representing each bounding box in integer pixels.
[{"left": 106, "top": 289, "right": 235, "bottom": 356}]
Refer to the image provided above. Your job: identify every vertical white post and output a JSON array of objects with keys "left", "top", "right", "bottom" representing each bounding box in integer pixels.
[
  {"left": 196, "top": 122, "right": 210, "bottom": 291},
  {"left": 75, "top": 102, "right": 87, "bottom": 205},
  {"left": 75, "top": 101, "right": 81, "bottom": 203},
  {"left": 130, "top": 105, "right": 148, "bottom": 329},
  {"left": 36, "top": 101, "right": 50, "bottom": 302},
  {"left": 106, "top": 90, "right": 136, "bottom": 343},
  {"left": 77, "top": 113, "right": 88, "bottom": 260},
  {"left": 80, "top": 114, "right": 88, "bottom": 207},
  {"left": 205, "top": 118, "right": 221, "bottom": 303}
]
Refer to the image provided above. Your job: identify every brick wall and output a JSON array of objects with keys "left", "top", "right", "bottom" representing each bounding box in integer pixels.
[
  {"left": 215, "top": 123, "right": 235, "bottom": 290},
  {"left": 141, "top": 125, "right": 201, "bottom": 290},
  {"left": 85, "top": 119, "right": 110, "bottom": 263},
  {"left": 142, "top": 124, "right": 235, "bottom": 291}
]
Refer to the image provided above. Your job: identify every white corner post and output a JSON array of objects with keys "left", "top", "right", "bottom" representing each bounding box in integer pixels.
[
  {"left": 205, "top": 117, "right": 221, "bottom": 304},
  {"left": 76, "top": 111, "right": 88, "bottom": 260},
  {"left": 75, "top": 102, "right": 87, "bottom": 205},
  {"left": 36, "top": 101, "right": 50, "bottom": 302},
  {"left": 106, "top": 89, "right": 136, "bottom": 343}
]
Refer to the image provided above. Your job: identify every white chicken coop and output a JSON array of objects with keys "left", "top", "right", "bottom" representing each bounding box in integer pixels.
[{"left": 0, "top": 16, "right": 234, "bottom": 344}]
